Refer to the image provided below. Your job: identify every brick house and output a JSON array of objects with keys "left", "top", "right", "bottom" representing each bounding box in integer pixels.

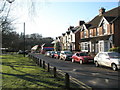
[{"left": 80, "top": 6, "right": 120, "bottom": 54}]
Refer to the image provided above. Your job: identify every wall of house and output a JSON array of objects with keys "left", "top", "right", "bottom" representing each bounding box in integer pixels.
[
  {"left": 90, "top": 28, "right": 97, "bottom": 37},
  {"left": 107, "top": 24, "right": 111, "bottom": 34},
  {"left": 80, "top": 31, "right": 84, "bottom": 39},
  {"left": 99, "top": 27, "right": 103, "bottom": 35},
  {"left": 85, "top": 30, "right": 89, "bottom": 38},
  {"left": 75, "top": 30, "right": 80, "bottom": 51},
  {"left": 113, "top": 18, "right": 120, "bottom": 47}
]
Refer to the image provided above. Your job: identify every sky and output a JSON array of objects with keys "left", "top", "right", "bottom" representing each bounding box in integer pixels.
[{"left": 5, "top": 0, "right": 119, "bottom": 38}]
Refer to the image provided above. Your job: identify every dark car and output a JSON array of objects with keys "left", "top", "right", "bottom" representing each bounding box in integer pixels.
[
  {"left": 59, "top": 51, "right": 73, "bottom": 61},
  {"left": 50, "top": 51, "right": 56, "bottom": 58},
  {"left": 72, "top": 52, "right": 94, "bottom": 64},
  {"left": 18, "top": 50, "right": 29, "bottom": 55}
]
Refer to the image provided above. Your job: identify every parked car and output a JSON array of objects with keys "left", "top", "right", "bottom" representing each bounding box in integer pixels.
[
  {"left": 18, "top": 50, "right": 29, "bottom": 55},
  {"left": 50, "top": 51, "right": 56, "bottom": 58},
  {"left": 94, "top": 52, "right": 120, "bottom": 71},
  {"left": 72, "top": 52, "right": 94, "bottom": 64},
  {"left": 45, "top": 51, "right": 51, "bottom": 56},
  {"left": 54, "top": 51, "right": 60, "bottom": 59},
  {"left": 59, "top": 51, "right": 73, "bottom": 61}
]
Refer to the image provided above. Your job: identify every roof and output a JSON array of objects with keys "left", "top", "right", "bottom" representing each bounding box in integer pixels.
[
  {"left": 104, "top": 16, "right": 117, "bottom": 23},
  {"left": 88, "top": 6, "right": 120, "bottom": 29}
]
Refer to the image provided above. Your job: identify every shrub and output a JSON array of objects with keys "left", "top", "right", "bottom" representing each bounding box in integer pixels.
[{"left": 108, "top": 47, "right": 120, "bottom": 53}]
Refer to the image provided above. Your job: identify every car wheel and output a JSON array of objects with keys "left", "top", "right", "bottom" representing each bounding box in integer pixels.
[
  {"left": 95, "top": 61, "right": 99, "bottom": 67},
  {"left": 72, "top": 59, "right": 74, "bottom": 63},
  {"left": 58, "top": 56, "right": 60, "bottom": 59},
  {"left": 112, "top": 64, "right": 117, "bottom": 71},
  {"left": 64, "top": 57, "right": 66, "bottom": 61},
  {"left": 59, "top": 57, "right": 62, "bottom": 60},
  {"left": 80, "top": 60, "right": 83, "bottom": 64}
]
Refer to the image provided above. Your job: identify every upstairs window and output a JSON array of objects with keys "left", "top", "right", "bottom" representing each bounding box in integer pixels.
[
  {"left": 84, "top": 30, "right": 87, "bottom": 38},
  {"left": 90, "top": 30, "right": 92, "bottom": 37}
]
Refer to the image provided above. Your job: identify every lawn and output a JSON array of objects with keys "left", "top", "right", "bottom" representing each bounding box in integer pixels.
[{"left": 1, "top": 54, "right": 67, "bottom": 89}]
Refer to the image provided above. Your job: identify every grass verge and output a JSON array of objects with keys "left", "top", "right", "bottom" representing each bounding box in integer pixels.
[{"left": 1, "top": 54, "right": 74, "bottom": 89}]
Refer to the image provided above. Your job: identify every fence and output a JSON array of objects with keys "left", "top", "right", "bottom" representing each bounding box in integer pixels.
[{"left": 28, "top": 54, "right": 92, "bottom": 89}]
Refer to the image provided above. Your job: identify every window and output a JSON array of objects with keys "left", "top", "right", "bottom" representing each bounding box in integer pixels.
[
  {"left": 90, "top": 30, "right": 92, "bottom": 37},
  {"left": 66, "top": 36, "right": 67, "bottom": 43},
  {"left": 84, "top": 31, "right": 87, "bottom": 38},
  {"left": 99, "top": 41, "right": 104, "bottom": 52},
  {"left": 81, "top": 42, "right": 88, "bottom": 51},
  {"left": 85, "top": 43, "right": 88, "bottom": 50}
]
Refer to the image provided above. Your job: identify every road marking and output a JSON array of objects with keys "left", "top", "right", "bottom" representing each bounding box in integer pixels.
[{"left": 57, "top": 69, "right": 92, "bottom": 89}]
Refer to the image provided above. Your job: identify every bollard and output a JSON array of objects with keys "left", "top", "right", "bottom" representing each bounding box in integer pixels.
[
  {"left": 65, "top": 73, "right": 70, "bottom": 89},
  {"left": 35, "top": 57, "right": 38, "bottom": 65},
  {"left": 36, "top": 57, "right": 39, "bottom": 65},
  {"left": 39, "top": 59, "right": 42, "bottom": 67},
  {"left": 53, "top": 67, "right": 56, "bottom": 78},
  {"left": 43, "top": 61, "right": 45, "bottom": 69},
  {"left": 47, "top": 63, "right": 50, "bottom": 72}
]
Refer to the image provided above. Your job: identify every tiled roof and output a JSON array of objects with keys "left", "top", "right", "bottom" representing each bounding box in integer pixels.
[
  {"left": 104, "top": 16, "right": 117, "bottom": 23},
  {"left": 88, "top": 6, "right": 120, "bottom": 29}
]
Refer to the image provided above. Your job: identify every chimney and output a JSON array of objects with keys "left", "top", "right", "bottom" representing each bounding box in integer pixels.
[
  {"left": 79, "top": 21, "right": 85, "bottom": 26},
  {"left": 68, "top": 26, "right": 74, "bottom": 31},
  {"left": 99, "top": 7, "right": 105, "bottom": 16}
]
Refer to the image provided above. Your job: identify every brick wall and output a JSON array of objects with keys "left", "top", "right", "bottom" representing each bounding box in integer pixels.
[
  {"left": 99, "top": 27, "right": 103, "bottom": 35},
  {"left": 113, "top": 17, "right": 120, "bottom": 47},
  {"left": 75, "top": 30, "right": 80, "bottom": 51}
]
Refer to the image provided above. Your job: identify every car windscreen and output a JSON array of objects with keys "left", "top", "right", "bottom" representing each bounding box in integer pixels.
[
  {"left": 57, "top": 52, "right": 60, "bottom": 54},
  {"left": 108, "top": 52, "right": 120, "bottom": 58},
  {"left": 79, "top": 53, "right": 88, "bottom": 56},
  {"left": 65, "top": 52, "right": 72, "bottom": 54},
  {"left": 51, "top": 51, "right": 55, "bottom": 54}
]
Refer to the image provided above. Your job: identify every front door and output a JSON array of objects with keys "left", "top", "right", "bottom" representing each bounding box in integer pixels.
[{"left": 104, "top": 41, "right": 109, "bottom": 52}]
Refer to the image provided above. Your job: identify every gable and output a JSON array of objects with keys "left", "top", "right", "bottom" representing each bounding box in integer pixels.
[{"left": 98, "top": 17, "right": 109, "bottom": 27}]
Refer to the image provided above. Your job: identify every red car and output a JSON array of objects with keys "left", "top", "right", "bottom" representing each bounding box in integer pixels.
[{"left": 72, "top": 52, "right": 94, "bottom": 64}]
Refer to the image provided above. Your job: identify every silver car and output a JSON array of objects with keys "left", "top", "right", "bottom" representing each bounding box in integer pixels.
[{"left": 94, "top": 52, "right": 120, "bottom": 71}]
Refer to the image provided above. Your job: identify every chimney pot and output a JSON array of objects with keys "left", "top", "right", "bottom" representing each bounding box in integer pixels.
[
  {"left": 79, "top": 21, "right": 85, "bottom": 26},
  {"left": 99, "top": 7, "right": 105, "bottom": 16}
]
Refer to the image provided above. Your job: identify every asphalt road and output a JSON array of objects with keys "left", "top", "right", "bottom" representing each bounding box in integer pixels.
[{"left": 30, "top": 53, "right": 120, "bottom": 89}]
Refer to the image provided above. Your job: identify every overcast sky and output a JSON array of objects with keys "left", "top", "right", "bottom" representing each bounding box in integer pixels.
[{"left": 6, "top": 0, "right": 119, "bottom": 38}]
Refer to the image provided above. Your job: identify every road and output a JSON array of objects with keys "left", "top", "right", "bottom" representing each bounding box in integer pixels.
[{"left": 30, "top": 53, "right": 120, "bottom": 89}]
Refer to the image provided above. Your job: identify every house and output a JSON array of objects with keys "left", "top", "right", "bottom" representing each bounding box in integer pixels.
[
  {"left": 59, "top": 21, "right": 84, "bottom": 51},
  {"left": 52, "top": 37, "right": 61, "bottom": 51},
  {"left": 74, "top": 21, "right": 85, "bottom": 51},
  {"left": 80, "top": 6, "right": 120, "bottom": 54},
  {"left": 60, "top": 26, "right": 76, "bottom": 51}
]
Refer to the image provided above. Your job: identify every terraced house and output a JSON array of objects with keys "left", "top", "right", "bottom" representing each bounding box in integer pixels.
[
  {"left": 53, "top": 6, "right": 120, "bottom": 53},
  {"left": 61, "top": 26, "right": 76, "bottom": 51},
  {"left": 80, "top": 6, "right": 120, "bottom": 54}
]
